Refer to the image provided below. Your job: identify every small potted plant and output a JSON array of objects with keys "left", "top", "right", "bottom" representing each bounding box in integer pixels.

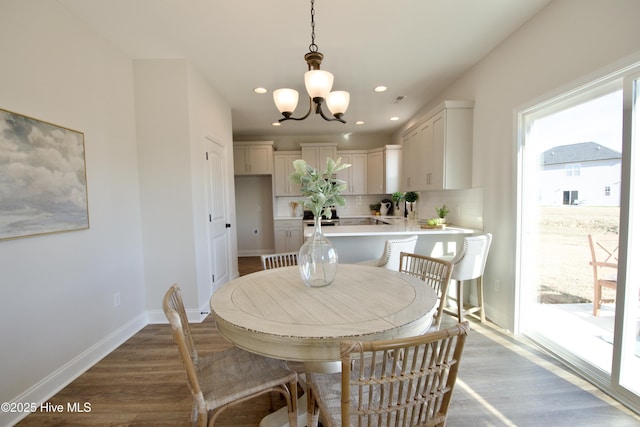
[
  {"left": 404, "top": 191, "right": 419, "bottom": 219},
  {"left": 392, "top": 192, "right": 404, "bottom": 216},
  {"left": 435, "top": 204, "right": 449, "bottom": 224}
]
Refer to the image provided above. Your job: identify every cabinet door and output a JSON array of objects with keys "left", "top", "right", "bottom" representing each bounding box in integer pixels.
[
  {"left": 274, "top": 154, "right": 301, "bottom": 196},
  {"left": 247, "top": 145, "right": 273, "bottom": 174},
  {"left": 318, "top": 146, "right": 337, "bottom": 168},
  {"left": 419, "top": 119, "right": 434, "bottom": 190},
  {"left": 349, "top": 153, "right": 367, "bottom": 195},
  {"left": 234, "top": 145, "right": 273, "bottom": 175},
  {"left": 367, "top": 151, "right": 384, "bottom": 195},
  {"left": 233, "top": 146, "right": 247, "bottom": 174},
  {"left": 302, "top": 146, "right": 337, "bottom": 170},
  {"left": 274, "top": 227, "right": 289, "bottom": 252},
  {"left": 430, "top": 111, "right": 445, "bottom": 190},
  {"left": 402, "top": 129, "right": 419, "bottom": 191},
  {"left": 287, "top": 227, "right": 303, "bottom": 251}
]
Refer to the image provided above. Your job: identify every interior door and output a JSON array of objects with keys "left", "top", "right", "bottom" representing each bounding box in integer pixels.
[{"left": 205, "top": 136, "right": 230, "bottom": 291}]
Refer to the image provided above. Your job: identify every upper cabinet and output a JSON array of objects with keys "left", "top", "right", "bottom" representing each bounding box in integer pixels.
[
  {"left": 401, "top": 101, "right": 473, "bottom": 191},
  {"left": 233, "top": 141, "right": 274, "bottom": 175},
  {"left": 300, "top": 143, "right": 337, "bottom": 170},
  {"left": 274, "top": 151, "right": 302, "bottom": 196},
  {"left": 336, "top": 151, "right": 367, "bottom": 195},
  {"left": 367, "top": 145, "right": 402, "bottom": 195}
]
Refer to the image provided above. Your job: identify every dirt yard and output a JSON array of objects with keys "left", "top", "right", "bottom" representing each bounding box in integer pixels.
[{"left": 537, "top": 206, "right": 619, "bottom": 304}]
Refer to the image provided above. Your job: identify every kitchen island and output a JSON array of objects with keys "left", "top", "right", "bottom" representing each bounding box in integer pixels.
[{"left": 304, "top": 217, "right": 478, "bottom": 263}]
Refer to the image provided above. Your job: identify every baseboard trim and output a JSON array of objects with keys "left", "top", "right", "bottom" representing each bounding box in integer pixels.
[{"left": 3, "top": 313, "right": 147, "bottom": 427}]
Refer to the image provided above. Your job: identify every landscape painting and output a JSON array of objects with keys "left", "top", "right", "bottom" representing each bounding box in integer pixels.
[{"left": 0, "top": 108, "right": 89, "bottom": 240}]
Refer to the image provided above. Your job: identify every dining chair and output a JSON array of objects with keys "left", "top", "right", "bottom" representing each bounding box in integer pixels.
[
  {"left": 440, "top": 233, "right": 492, "bottom": 323},
  {"left": 261, "top": 252, "right": 298, "bottom": 270},
  {"left": 307, "top": 322, "right": 470, "bottom": 427},
  {"left": 360, "top": 235, "right": 418, "bottom": 271},
  {"left": 587, "top": 234, "right": 618, "bottom": 316},
  {"left": 163, "top": 284, "right": 299, "bottom": 427},
  {"left": 398, "top": 252, "right": 453, "bottom": 331}
]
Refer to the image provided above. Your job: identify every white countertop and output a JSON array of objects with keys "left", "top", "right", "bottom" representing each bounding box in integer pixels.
[{"left": 304, "top": 217, "right": 476, "bottom": 238}]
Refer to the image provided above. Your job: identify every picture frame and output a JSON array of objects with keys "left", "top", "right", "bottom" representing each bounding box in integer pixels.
[{"left": 0, "top": 108, "right": 89, "bottom": 241}]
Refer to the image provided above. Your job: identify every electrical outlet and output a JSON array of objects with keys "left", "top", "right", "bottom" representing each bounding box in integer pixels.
[
  {"left": 493, "top": 280, "right": 500, "bottom": 292},
  {"left": 113, "top": 292, "right": 121, "bottom": 308}
]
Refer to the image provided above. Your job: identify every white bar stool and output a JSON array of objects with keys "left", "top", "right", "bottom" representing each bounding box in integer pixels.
[
  {"left": 441, "top": 233, "right": 492, "bottom": 323},
  {"left": 358, "top": 235, "right": 418, "bottom": 271}
]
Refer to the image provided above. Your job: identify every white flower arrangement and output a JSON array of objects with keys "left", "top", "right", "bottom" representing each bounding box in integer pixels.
[{"left": 289, "top": 157, "right": 351, "bottom": 219}]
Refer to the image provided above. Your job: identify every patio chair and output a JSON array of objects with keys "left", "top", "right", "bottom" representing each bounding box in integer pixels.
[
  {"left": 307, "top": 322, "right": 470, "bottom": 427},
  {"left": 261, "top": 252, "right": 298, "bottom": 270},
  {"left": 163, "top": 284, "right": 298, "bottom": 427},
  {"left": 398, "top": 252, "right": 453, "bottom": 331},
  {"left": 587, "top": 234, "right": 618, "bottom": 316},
  {"left": 359, "top": 235, "right": 418, "bottom": 271}
]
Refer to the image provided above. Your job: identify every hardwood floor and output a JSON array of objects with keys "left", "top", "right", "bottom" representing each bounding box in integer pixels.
[{"left": 16, "top": 257, "right": 640, "bottom": 426}]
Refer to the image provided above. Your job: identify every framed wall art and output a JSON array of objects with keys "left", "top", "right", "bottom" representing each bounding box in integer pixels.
[{"left": 0, "top": 108, "right": 89, "bottom": 241}]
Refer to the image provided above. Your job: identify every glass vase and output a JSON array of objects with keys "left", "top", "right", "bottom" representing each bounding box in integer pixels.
[{"left": 298, "top": 216, "right": 338, "bottom": 287}]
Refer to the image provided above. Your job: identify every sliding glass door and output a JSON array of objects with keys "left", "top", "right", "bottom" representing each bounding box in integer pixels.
[
  {"left": 518, "top": 65, "right": 640, "bottom": 413},
  {"left": 617, "top": 73, "right": 640, "bottom": 399}
]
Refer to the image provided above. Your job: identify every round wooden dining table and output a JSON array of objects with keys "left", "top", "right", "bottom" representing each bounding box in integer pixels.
[{"left": 210, "top": 263, "right": 437, "bottom": 369}]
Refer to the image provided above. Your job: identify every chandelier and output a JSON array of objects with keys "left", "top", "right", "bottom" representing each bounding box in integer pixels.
[{"left": 273, "top": 0, "right": 349, "bottom": 123}]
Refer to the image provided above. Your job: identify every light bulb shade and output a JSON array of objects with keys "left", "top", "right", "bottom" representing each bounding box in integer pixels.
[
  {"left": 326, "top": 91, "right": 350, "bottom": 115},
  {"left": 273, "top": 88, "right": 299, "bottom": 114},
  {"left": 304, "top": 70, "right": 333, "bottom": 99}
]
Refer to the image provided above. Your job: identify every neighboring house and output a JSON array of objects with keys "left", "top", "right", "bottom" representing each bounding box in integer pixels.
[{"left": 540, "top": 142, "right": 621, "bottom": 206}]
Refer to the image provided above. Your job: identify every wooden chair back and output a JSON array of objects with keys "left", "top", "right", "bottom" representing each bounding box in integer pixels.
[
  {"left": 310, "top": 322, "right": 470, "bottom": 427},
  {"left": 587, "top": 234, "right": 618, "bottom": 316},
  {"left": 398, "top": 252, "right": 453, "bottom": 330},
  {"left": 261, "top": 252, "right": 298, "bottom": 270},
  {"left": 162, "top": 284, "right": 203, "bottom": 404}
]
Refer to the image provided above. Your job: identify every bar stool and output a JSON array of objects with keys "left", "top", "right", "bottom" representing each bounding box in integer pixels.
[
  {"left": 442, "top": 233, "right": 492, "bottom": 323},
  {"left": 359, "top": 235, "right": 418, "bottom": 271}
]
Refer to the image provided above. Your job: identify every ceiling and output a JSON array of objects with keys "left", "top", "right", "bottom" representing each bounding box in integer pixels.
[{"left": 60, "top": 0, "right": 551, "bottom": 139}]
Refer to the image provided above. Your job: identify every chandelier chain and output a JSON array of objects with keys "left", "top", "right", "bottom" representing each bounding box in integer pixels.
[{"left": 309, "top": 0, "right": 318, "bottom": 53}]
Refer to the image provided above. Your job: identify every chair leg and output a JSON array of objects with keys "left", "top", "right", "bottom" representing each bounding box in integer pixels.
[
  {"left": 593, "top": 284, "right": 601, "bottom": 316},
  {"left": 287, "top": 380, "right": 299, "bottom": 427},
  {"left": 456, "top": 280, "right": 464, "bottom": 323},
  {"left": 476, "top": 275, "right": 486, "bottom": 323}
]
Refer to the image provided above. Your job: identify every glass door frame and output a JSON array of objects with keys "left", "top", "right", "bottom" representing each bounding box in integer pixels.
[{"left": 515, "top": 62, "right": 640, "bottom": 414}]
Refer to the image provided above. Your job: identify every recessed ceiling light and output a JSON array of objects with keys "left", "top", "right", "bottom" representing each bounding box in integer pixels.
[
  {"left": 374, "top": 86, "right": 387, "bottom": 92},
  {"left": 254, "top": 87, "right": 268, "bottom": 94},
  {"left": 271, "top": 122, "right": 281, "bottom": 126},
  {"left": 390, "top": 116, "right": 400, "bottom": 121},
  {"left": 355, "top": 120, "right": 364, "bottom": 125}
]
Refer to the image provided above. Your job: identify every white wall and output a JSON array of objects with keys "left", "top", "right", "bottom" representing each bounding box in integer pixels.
[
  {"left": 0, "top": 3, "right": 235, "bottom": 424},
  {"left": 0, "top": 1, "right": 145, "bottom": 423},
  {"left": 133, "top": 59, "right": 236, "bottom": 321},
  {"left": 394, "top": 0, "right": 640, "bottom": 329}
]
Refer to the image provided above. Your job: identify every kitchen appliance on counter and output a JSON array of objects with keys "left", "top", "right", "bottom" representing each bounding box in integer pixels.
[{"left": 302, "top": 209, "right": 339, "bottom": 226}]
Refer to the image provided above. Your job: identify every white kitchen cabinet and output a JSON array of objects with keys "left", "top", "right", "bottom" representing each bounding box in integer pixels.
[
  {"left": 233, "top": 141, "right": 273, "bottom": 175},
  {"left": 273, "top": 151, "right": 302, "bottom": 196},
  {"left": 274, "top": 219, "right": 303, "bottom": 253},
  {"left": 401, "top": 128, "right": 420, "bottom": 191},
  {"left": 401, "top": 101, "right": 473, "bottom": 191},
  {"left": 367, "top": 149, "right": 384, "bottom": 195},
  {"left": 368, "top": 145, "right": 401, "bottom": 195},
  {"left": 300, "top": 143, "right": 337, "bottom": 170},
  {"left": 336, "top": 151, "right": 367, "bottom": 195}
]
